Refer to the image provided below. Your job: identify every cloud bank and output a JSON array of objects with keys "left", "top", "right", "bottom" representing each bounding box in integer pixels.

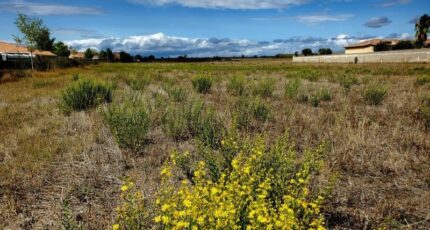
[
  {"left": 128, "top": 0, "right": 309, "bottom": 10},
  {"left": 0, "top": 0, "right": 103, "bottom": 15},
  {"left": 364, "top": 17, "right": 392, "bottom": 28},
  {"left": 65, "top": 33, "right": 382, "bottom": 57}
]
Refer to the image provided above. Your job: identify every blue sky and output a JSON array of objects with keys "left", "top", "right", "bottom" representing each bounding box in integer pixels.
[{"left": 0, "top": 0, "right": 427, "bottom": 56}]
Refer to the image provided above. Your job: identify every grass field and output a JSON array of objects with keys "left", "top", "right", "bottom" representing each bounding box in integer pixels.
[{"left": 1, "top": 60, "right": 430, "bottom": 229}]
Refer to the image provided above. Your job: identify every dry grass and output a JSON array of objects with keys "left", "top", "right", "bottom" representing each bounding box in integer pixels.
[{"left": 1, "top": 60, "right": 430, "bottom": 229}]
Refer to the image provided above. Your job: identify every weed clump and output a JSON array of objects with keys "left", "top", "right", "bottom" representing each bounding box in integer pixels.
[
  {"left": 166, "top": 86, "right": 187, "bottom": 102},
  {"left": 233, "top": 96, "right": 271, "bottom": 130},
  {"left": 162, "top": 100, "right": 224, "bottom": 149},
  {"left": 339, "top": 74, "right": 359, "bottom": 90},
  {"left": 284, "top": 78, "right": 301, "bottom": 99},
  {"left": 227, "top": 75, "right": 246, "bottom": 96},
  {"left": 363, "top": 84, "right": 388, "bottom": 106},
  {"left": 103, "top": 102, "right": 150, "bottom": 152},
  {"left": 60, "top": 80, "right": 112, "bottom": 114},
  {"left": 420, "top": 96, "right": 430, "bottom": 130},
  {"left": 192, "top": 76, "right": 212, "bottom": 94},
  {"left": 415, "top": 76, "right": 430, "bottom": 86},
  {"left": 125, "top": 75, "right": 151, "bottom": 90},
  {"left": 252, "top": 78, "right": 276, "bottom": 97}
]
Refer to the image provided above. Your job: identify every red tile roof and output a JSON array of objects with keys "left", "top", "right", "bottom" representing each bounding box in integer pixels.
[{"left": 0, "top": 41, "right": 56, "bottom": 56}]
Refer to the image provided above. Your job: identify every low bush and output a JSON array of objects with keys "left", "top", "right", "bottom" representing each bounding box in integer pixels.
[
  {"left": 420, "top": 96, "right": 430, "bottom": 130},
  {"left": 339, "top": 74, "right": 359, "bottom": 90},
  {"left": 233, "top": 96, "right": 271, "bottom": 130},
  {"left": 162, "top": 100, "right": 224, "bottom": 149},
  {"left": 415, "top": 76, "right": 430, "bottom": 86},
  {"left": 192, "top": 76, "right": 212, "bottom": 94},
  {"left": 60, "top": 80, "right": 112, "bottom": 114},
  {"left": 284, "top": 78, "right": 301, "bottom": 99},
  {"left": 363, "top": 84, "right": 388, "bottom": 106},
  {"left": 166, "top": 86, "right": 187, "bottom": 102},
  {"left": 227, "top": 75, "right": 246, "bottom": 96},
  {"left": 125, "top": 75, "right": 151, "bottom": 90},
  {"left": 252, "top": 98, "right": 271, "bottom": 122},
  {"left": 252, "top": 78, "right": 276, "bottom": 97},
  {"left": 103, "top": 102, "right": 150, "bottom": 152},
  {"left": 113, "top": 132, "right": 327, "bottom": 229},
  {"left": 318, "top": 89, "right": 333, "bottom": 102}
]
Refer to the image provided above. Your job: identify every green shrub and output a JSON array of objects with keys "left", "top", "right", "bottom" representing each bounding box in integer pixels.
[
  {"left": 252, "top": 78, "right": 276, "bottom": 97},
  {"left": 166, "top": 86, "right": 187, "bottom": 102},
  {"left": 162, "top": 100, "right": 224, "bottom": 149},
  {"left": 420, "top": 96, "right": 430, "bottom": 130},
  {"left": 318, "top": 89, "right": 333, "bottom": 102},
  {"left": 415, "top": 76, "right": 430, "bottom": 86},
  {"left": 340, "top": 74, "right": 359, "bottom": 90},
  {"left": 192, "top": 76, "right": 212, "bottom": 94},
  {"left": 60, "top": 80, "right": 112, "bottom": 114},
  {"left": 103, "top": 102, "right": 150, "bottom": 152},
  {"left": 296, "top": 92, "right": 309, "bottom": 104},
  {"left": 227, "top": 75, "right": 246, "bottom": 96},
  {"left": 310, "top": 95, "right": 321, "bottom": 107},
  {"left": 125, "top": 75, "right": 151, "bottom": 90},
  {"left": 252, "top": 98, "right": 271, "bottom": 121},
  {"left": 284, "top": 78, "right": 301, "bottom": 99},
  {"left": 233, "top": 96, "right": 271, "bottom": 130},
  {"left": 363, "top": 84, "right": 388, "bottom": 106}
]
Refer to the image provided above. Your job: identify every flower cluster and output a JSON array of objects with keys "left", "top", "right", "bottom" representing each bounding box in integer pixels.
[
  {"left": 113, "top": 180, "right": 148, "bottom": 230},
  {"left": 154, "top": 134, "right": 326, "bottom": 229}
]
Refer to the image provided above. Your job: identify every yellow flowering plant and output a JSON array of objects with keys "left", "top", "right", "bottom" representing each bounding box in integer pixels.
[
  {"left": 154, "top": 132, "right": 327, "bottom": 229},
  {"left": 113, "top": 180, "right": 149, "bottom": 230}
]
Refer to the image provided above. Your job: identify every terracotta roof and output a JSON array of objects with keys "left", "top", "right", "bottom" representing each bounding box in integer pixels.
[
  {"left": 344, "top": 39, "right": 384, "bottom": 49},
  {"left": 69, "top": 52, "right": 85, "bottom": 59},
  {"left": 0, "top": 41, "right": 56, "bottom": 56}
]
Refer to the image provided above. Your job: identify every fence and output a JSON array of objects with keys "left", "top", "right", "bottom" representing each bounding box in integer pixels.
[{"left": 293, "top": 48, "right": 430, "bottom": 63}]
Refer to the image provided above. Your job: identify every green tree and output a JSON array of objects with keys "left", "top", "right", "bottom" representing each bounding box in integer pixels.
[
  {"left": 106, "top": 48, "right": 114, "bottom": 62},
  {"left": 99, "top": 50, "right": 107, "bottom": 61},
  {"left": 84, "top": 48, "right": 94, "bottom": 60},
  {"left": 415, "top": 14, "right": 430, "bottom": 47},
  {"left": 318, "top": 48, "right": 333, "bottom": 55},
  {"left": 301, "top": 48, "right": 313, "bottom": 56},
  {"left": 119, "top": 51, "right": 133, "bottom": 62},
  {"left": 53, "top": 41, "right": 70, "bottom": 57},
  {"left": 15, "top": 14, "right": 55, "bottom": 69}
]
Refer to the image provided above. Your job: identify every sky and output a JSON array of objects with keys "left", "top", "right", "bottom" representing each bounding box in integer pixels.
[{"left": 0, "top": 0, "right": 427, "bottom": 57}]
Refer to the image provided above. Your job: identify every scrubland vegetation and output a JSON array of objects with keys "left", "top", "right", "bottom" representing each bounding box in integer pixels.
[{"left": 1, "top": 60, "right": 430, "bottom": 229}]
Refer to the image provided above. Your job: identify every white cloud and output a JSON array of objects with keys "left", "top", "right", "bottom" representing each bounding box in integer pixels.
[
  {"left": 0, "top": 0, "right": 103, "bottom": 15},
  {"left": 364, "top": 17, "right": 392, "bottom": 28},
  {"left": 128, "top": 0, "right": 310, "bottom": 10},
  {"left": 65, "top": 33, "right": 373, "bottom": 57},
  {"left": 296, "top": 14, "right": 354, "bottom": 24},
  {"left": 379, "top": 0, "right": 411, "bottom": 8}
]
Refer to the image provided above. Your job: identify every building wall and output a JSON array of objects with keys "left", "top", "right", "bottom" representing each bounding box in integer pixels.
[
  {"left": 293, "top": 49, "right": 430, "bottom": 63},
  {"left": 345, "top": 46, "right": 375, "bottom": 54}
]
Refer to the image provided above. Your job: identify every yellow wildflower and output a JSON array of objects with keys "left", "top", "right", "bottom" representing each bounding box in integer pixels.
[{"left": 112, "top": 224, "right": 119, "bottom": 230}]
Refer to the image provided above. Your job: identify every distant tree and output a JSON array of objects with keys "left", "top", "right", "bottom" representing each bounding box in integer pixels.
[
  {"left": 148, "top": 55, "right": 155, "bottom": 61},
  {"left": 318, "top": 48, "right": 333, "bottom": 55},
  {"left": 301, "top": 48, "right": 313, "bottom": 56},
  {"left": 393, "top": 40, "right": 414, "bottom": 50},
  {"left": 15, "top": 13, "right": 55, "bottom": 69},
  {"left": 119, "top": 51, "right": 133, "bottom": 62},
  {"left": 415, "top": 14, "right": 430, "bottom": 47},
  {"left": 53, "top": 41, "right": 70, "bottom": 57},
  {"left": 36, "top": 29, "right": 55, "bottom": 51},
  {"left": 99, "top": 50, "right": 107, "bottom": 60},
  {"left": 106, "top": 48, "right": 114, "bottom": 62},
  {"left": 84, "top": 48, "right": 94, "bottom": 59},
  {"left": 294, "top": 51, "right": 299, "bottom": 57},
  {"left": 374, "top": 42, "right": 391, "bottom": 51},
  {"left": 135, "top": 54, "right": 143, "bottom": 62}
]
